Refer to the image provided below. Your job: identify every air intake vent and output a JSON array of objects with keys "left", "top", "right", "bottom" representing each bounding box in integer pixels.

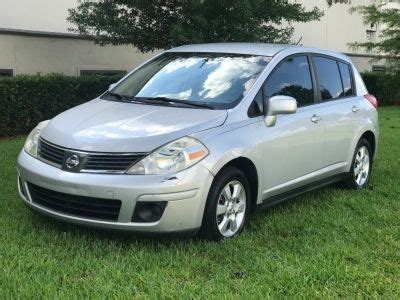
[{"left": 28, "top": 183, "right": 122, "bottom": 221}]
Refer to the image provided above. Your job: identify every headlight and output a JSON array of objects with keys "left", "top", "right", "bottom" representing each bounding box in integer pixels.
[
  {"left": 24, "top": 120, "right": 50, "bottom": 158},
  {"left": 127, "top": 136, "right": 209, "bottom": 175}
]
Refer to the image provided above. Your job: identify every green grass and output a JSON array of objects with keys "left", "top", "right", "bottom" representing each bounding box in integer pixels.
[{"left": 1, "top": 107, "right": 399, "bottom": 298}]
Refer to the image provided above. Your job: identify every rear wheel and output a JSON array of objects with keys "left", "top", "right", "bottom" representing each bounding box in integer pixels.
[
  {"left": 346, "top": 138, "right": 373, "bottom": 189},
  {"left": 199, "top": 167, "right": 250, "bottom": 241}
]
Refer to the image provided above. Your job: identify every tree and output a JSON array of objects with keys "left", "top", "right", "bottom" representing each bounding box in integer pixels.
[
  {"left": 350, "top": 3, "right": 400, "bottom": 73},
  {"left": 326, "top": 0, "right": 351, "bottom": 6},
  {"left": 67, "top": 0, "right": 322, "bottom": 53}
]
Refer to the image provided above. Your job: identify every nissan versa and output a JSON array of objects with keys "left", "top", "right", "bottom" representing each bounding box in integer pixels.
[{"left": 17, "top": 43, "right": 379, "bottom": 240}]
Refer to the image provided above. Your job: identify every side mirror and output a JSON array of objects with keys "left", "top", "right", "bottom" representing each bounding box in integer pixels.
[
  {"left": 108, "top": 83, "right": 117, "bottom": 91},
  {"left": 264, "top": 95, "right": 297, "bottom": 127}
]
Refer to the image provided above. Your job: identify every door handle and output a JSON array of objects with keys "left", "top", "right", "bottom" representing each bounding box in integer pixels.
[
  {"left": 352, "top": 105, "right": 360, "bottom": 113},
  {"left": 311, "top": 114, "right": 322, "bottom": 123}
]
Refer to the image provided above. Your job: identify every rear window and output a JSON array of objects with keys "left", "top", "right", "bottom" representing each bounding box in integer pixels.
[
  {"left": 313, "top": 56, "right": 343, "bottom": 101},
  {"left": 338, "top": 62, "right": 354, "bottom": 97}
]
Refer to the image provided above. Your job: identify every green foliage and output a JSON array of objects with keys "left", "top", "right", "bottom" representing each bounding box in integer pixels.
[
  {"left": 67, "top": 0, "right": 323, "bottom": 52},
  {"left": 350, "top": 3, "right": 400, "bottom": 73},
  {"left": 0, "top": 74, "right": 123, "bottom": 137},
  {"left": 361, "top": 72, "right": 400, "bottom": 106},
  {"left": 326, "top": 0, "right": 351, "bottom": 6}
]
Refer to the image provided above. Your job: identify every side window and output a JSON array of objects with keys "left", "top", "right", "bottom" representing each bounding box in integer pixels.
[
  {"left": 248, "top": 89, "right": 264, "bottom": 117},
  {"left": 338, "top": 62, "right": 354, "bottom": 97},
  {"left": 313, "top": 56, "right": 343, "bottom": 101},
  {"left": 264, "top": 56, "right": 314, "bottom": 106}
]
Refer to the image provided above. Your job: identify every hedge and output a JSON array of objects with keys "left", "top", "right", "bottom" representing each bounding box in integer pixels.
[
  {"left": 0, "top": 72, "right": 399, "bottom": 137},
  {"left": 360, "top": 72, "right": 400, "bottom": 106},
  {"left": 0, "top": 74, "right": 124, "bottom": 137}
]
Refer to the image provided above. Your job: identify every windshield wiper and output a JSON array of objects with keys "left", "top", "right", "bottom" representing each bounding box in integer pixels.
[
  {"left": 133, "top": 96, "right": 215, "bottom": 110},
  {"left": 105, "top": 91, "right": 132, "bottom": 101}
]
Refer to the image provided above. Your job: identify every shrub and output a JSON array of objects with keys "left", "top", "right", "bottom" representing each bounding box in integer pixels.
[
  {"left": 0, "top": 73, "right": 123, "bottom": 137},
  {"left": 361, "top": 72, "right": 400, "bottom": 106}
]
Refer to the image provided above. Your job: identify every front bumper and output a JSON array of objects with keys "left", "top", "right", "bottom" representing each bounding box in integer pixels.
[{"left": 17, "top": 150, "right": 214, "bottom": 233}]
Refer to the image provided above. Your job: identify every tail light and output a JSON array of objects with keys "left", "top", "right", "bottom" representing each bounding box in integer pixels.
[{"left": 364, "top": 94, "right": 378, "bottom": 109}]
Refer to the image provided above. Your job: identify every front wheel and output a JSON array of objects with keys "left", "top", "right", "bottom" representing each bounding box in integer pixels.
[
  {"left": 346, "top": 138, "right": 373, "bottom": 189},
  {"left": 199, "top": 167, "right": 250, "bottom": 241}
]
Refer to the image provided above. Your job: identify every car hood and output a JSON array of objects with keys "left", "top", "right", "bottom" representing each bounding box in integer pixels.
[{"left": 41, "top": 99, "right": 228, "bottom": 152}]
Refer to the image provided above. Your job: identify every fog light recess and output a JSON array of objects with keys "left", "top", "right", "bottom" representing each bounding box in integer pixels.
[
  {"left": 18, "top": 176, "right": 27, "bottom": 199},
  {"left": 132, "top": 201, "right": 167, "bottom": 223}
]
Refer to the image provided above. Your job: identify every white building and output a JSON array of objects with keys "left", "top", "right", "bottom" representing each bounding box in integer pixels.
[{"left": 0, "top": 0, "right": 397, "bottom": 77}]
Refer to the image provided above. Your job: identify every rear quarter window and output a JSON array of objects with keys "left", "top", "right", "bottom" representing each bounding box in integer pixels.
[{"left": 338, "top": 62, "right": 354, "bottom": 97}]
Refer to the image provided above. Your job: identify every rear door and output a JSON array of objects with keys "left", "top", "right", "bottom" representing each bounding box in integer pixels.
[{"left": 311, "top": 55, "right": 362, "bottom": 169}]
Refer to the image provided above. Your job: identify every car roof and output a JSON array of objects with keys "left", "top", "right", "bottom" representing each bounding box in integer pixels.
[
  {"left": 167, "top": 42, "right": 350, "bottom": 62},
  {"left": 167, "top": 43, "right": 291, "bottom": 57}
]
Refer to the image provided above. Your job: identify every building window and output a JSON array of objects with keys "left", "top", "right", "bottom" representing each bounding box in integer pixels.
[
  {"left": 366, "top": 29, "right": 376, "bottom": 39},
  {"left": 0, "top": 69, "right": 13, "bottom": 77},
  {"left": 372, "top": 65, "right": 386, "bottom": 72},
  {"left": 80, "top": 70, "right": 126, "bottom": 77}
]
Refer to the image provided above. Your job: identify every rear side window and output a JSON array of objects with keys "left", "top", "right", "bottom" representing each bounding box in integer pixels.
[
  {"left": 338, "top": 62, "right": 354, "bottom": 97},
  {"left": 264, "top": 56, "right": 314, "bottom": 106},
  {"left": 313, "top": 56, "right": 343, "bottom": 101}
]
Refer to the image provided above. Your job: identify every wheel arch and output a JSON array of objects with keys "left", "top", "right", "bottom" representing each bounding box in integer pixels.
[
  {"left": 360, "top": 130, "right": 377, "bottom": 160},
  {"left": 214, "top": 157, "right": 259, "bottom": 213}
]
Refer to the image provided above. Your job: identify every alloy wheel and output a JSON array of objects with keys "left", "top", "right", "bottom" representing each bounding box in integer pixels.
[
  {"left": 354, "top": 146, "right": 370, "bottom": 186},
  {"left": 216, "top": 180, "right": 246, "bottom": 237}
]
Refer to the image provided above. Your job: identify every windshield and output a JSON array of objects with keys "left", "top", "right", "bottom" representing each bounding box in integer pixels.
[{"left": 103, "top": 52, "right": 270, "bottom": 109}]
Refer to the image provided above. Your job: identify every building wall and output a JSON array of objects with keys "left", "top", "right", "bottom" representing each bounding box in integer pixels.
[
  {"left": 0, "top": 33, "right": 155, "bottom": 76},
  {"left": 289, "top": 0, "right": 397, "bottom": 72},
  {"left": 0, "top": 0, "right": 78, "bottom": 33},
  {"left": 0, "top": 0, "right": 157, "bottom": 76},
  {"left": 291, "top": 0, "right": 374, "bottom": 53}
]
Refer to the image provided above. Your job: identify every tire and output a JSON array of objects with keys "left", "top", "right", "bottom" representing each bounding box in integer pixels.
[
  {"left": 345, "top": 138, "right": 373, "bottom": 189},
  {"left": 199, "top": 166, "right": 251, "bottom": 241}
]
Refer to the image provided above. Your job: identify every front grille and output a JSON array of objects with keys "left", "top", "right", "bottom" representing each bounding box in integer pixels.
[
  {"left": 82, "top": 154, "right": 144, "bottom": 172},
  {"left": 38, "top": 138, "right": 147, "bottom": 173},
  {"left": 38, "top": 138, "right": 65, "bottom": 167},
  {"left": 28, "top": 183, "right": 122, "bottom": 221}
]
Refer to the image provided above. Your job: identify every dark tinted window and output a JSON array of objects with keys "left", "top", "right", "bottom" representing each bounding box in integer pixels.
[
  {"left": 313, "top": 56, "right": 343, "bottom": 100},
  {"left": 80, "top": 70, "right": 126, "bottom": 77},
  {"left": 264, "top": 56, "right": 314, "bottom": 106},
  {"left": 0, "top": 69, "right": 13, "bottom": 77},
  {"left": 248, "top": 89, "right": 264, "bottom": 117},
  {"left": 338, "top": 62, "right": 354, "bottom": 96}
]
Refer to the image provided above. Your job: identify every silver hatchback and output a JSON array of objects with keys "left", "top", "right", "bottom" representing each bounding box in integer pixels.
[{"left": 17, "top": 43, "right": 379, "bottom": 240}]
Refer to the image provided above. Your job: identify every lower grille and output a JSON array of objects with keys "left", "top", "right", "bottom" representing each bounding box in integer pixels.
[{"left": 27, "top": 183, "right": 121, "bottom": 221}]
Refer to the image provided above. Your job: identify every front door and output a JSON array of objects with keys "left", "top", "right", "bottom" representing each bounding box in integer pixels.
[{"left": 258, "top": 55, "right": 325, "bottom": 199}]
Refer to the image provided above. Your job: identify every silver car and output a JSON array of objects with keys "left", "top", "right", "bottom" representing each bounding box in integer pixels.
[{"left": 17, "top": 43, "right": 379, "bottom": 240}]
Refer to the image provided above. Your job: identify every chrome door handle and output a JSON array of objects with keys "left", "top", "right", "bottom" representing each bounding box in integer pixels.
[
  {"left": 311, "top": 114, "right": 322, "bottom": 123},
  {"left": 352, "top": 105, "right": 360, "bottom": 113}
]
